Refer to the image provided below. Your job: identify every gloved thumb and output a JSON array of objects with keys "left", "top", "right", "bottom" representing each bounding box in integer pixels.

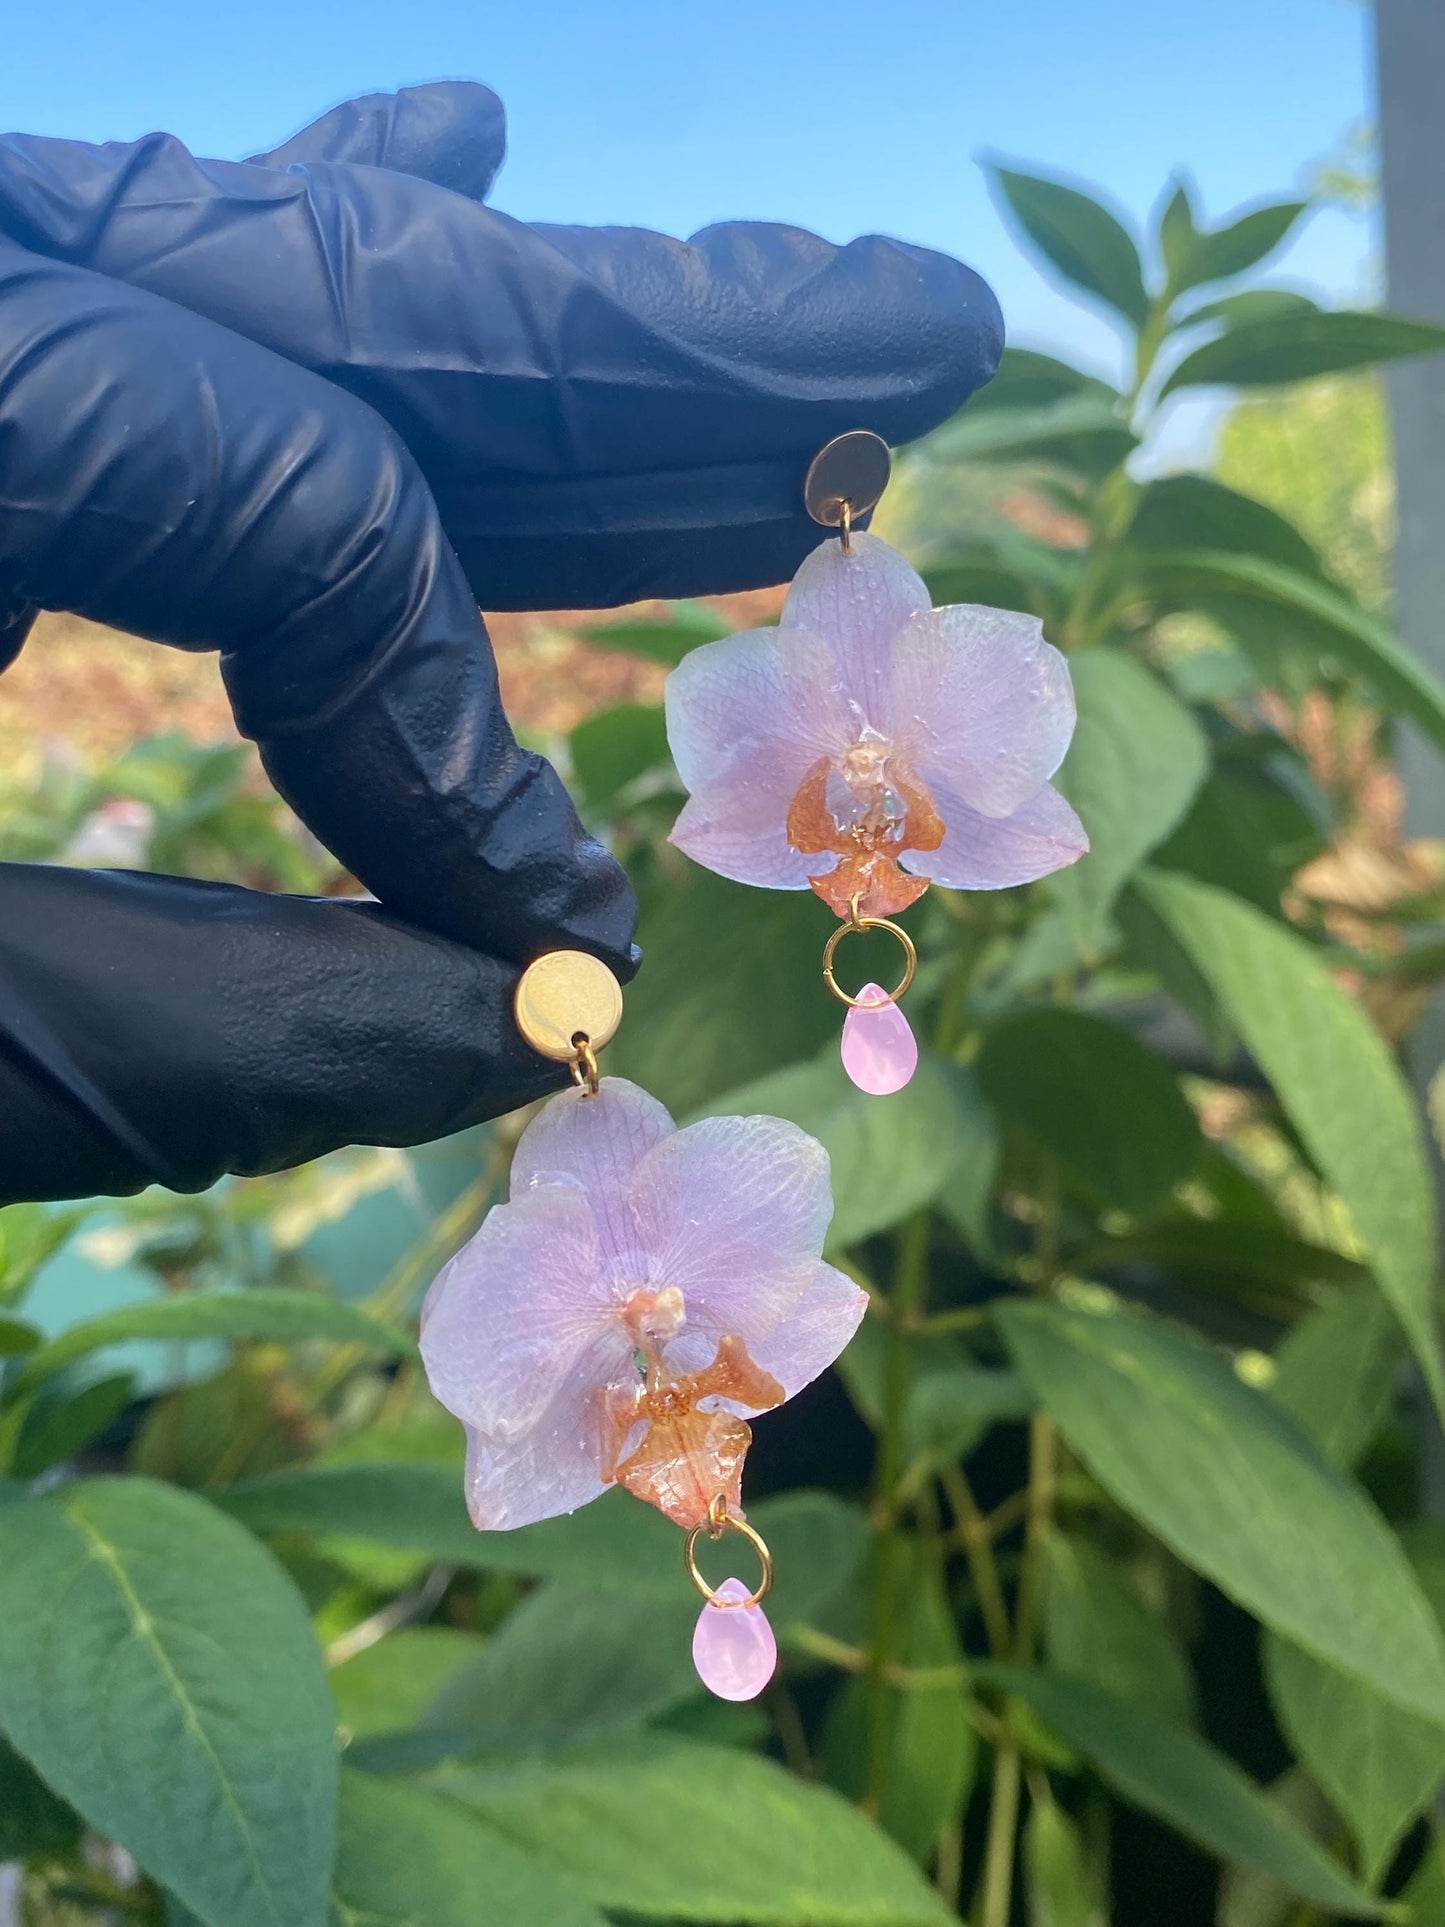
[{"left": 246, "top": 80, "right": 506, "bottom": 203}]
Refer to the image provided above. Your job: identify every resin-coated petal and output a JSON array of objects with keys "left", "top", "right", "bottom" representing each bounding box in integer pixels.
[
  {"left": 419, "top": 1181, "right": 610, "bottom": 1440},
  {"left": 891, "top": 604, "right": 1077, "bottom": 819},
  {"left": 841, "top": 983, "right": 918, "bottom": 1095},
  {"left": 781, "top": 531, "right": 930, "bottom": 726},
  {"left": 664, "top": 624, "right": 852, "bottom": 798},
  {"left": 627, "top": 1114, "right": 834, "bottom": 1339},
  {"left": 671, "top": 780, "right": 817, "bottom": 891},
  {"left": 510, "top": 1078, "right": 674, "bottom": 1276},
  {"left": 692, "top": 1577, "right": 778, "bottom": 1701},
  {"left": 463, "top": 1399, "right": 609, "bottom": 1533},
  {"left": 902, "top": 780, "right": 1088, "bottom": 891},
  {"left": 745, "top": 1260, "right": 868, "bottom": 1399}
]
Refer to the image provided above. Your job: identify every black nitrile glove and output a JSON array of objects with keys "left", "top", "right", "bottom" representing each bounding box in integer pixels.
[{"left": 0, "top": 81, "right": 1003, "bottom": 1205}]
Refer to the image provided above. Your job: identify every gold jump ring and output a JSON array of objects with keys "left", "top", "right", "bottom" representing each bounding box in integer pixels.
[
  {"left": 822, "top": 914, "right": 917, "bottom": 1009},
  {"left": 570, "top": 1034, "right": 601, "bottom": 1095},
  {"left": 838, "top": 497, "right": 853, "bottom": 556},
  {"left": 684, "top": 1496, "right": 774, "bottom": 1609}
]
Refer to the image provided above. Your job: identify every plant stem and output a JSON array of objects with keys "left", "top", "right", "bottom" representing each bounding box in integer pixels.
[
  {"left": 941, "top": 1463, "right": 1012, "bottom": 1659},
  {"left": 976, "top": 1738, "right": 1022, "bottom": 1927},
  {"left": 863, "top": 1206, "right": 932, "bottom": 1808},
  {"left": 1014, "top": 1413, "right": 1059, "bottom": 1665}
]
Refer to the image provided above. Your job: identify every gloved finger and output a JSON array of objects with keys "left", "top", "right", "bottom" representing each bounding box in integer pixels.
[
  {"left": 0, "top": 863, "right": 565, "bottom": 1206},
  {"left": 0, "top": 231, "right": 638, "bottom": 966},
  {"left": 246, "top": 81, "right": 507, "bottom": 203},
  {"left": 0, "top": 127, "right": 1002, "bottom": 607}
]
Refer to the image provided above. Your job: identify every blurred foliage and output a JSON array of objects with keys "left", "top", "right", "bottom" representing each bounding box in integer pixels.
[{"left": 3, "top": 155, "right": 1445, "bottom": 1927}]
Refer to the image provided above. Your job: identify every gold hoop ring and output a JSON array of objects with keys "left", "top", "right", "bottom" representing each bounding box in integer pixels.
[
  {"left": 684, "top": 1493, "right": 774, "bottom": 1609},
  {"left": 822, "top": 914, "right": 917, "bottom": 1009},
  {"left": 569, "top": 1034, "right": 601, "bottom": 1096},
  {"left": 838, "top": 497, "right": 854, "bottom": 556}
]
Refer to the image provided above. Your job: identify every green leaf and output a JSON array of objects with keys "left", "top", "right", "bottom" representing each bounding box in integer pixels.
[
  {"left": 1270, "top": 1289, "right": 1404, "bottom": 1468},
  {"left": 963, "top": 345, "right": 1117, "bottom": 414},
  {"left": 1137, "top": 550, "right": 1445, "bottom": 753},
  {"left": 976, "top": 1009, "right": 1203, "bottom": 1217},
  {"left": 0, "top": 1202, "right": 85, "bottom": 1306},
  {"left": 1150, "top": 762, "right": 1326, "bottom": 917},
  {"left": 996, "top": 1297, "right": 1445, "bottom": 1723},
  {"left": 1181, "top": 290, "right": 1321, "bottom": 332},
  {"left": 1127, "top": 474, "right": 1321, "bottom": 575},
  {"left": 223, "top": 1470, "right": 863, "bottom": 1622},
  {"left": 1043, "top": 1533, "right": 1196, "bottom": 1725},
  {"left": 1401, "top": 1829, "right": 1445, "bottom": 1925},
  {"left": 0, "top": 1315, "right": 39, "bottom": 1355},
  {"left": 1024, "top": 1793, "right": 1106, "bottom": 1927},
  {"left": 1077, "top": 1217, "right": 1368, "bottom": 1306},
  {"left": 1047, "top": 648, "right": 1210, "bottom": 953},
  {"left": 11, "top": 1372, "right": 134, "bottom": 1478},
  {"left": 1168, "top": 202, "right": 1309, "bottom": 297},
  {"left": 1157, "top": 181, "right": 1199, "bottom": 289},
  {"left": 705, "top": 1044, "right": 996, "bottom": 1248},
  {"left": 581, "top": 601, "right": 732, "bottom": 665},
  {"left": 1159, "top": 308, "right": 1445, "bottom": 398},
  {"left": 927, "top": 394, "right": 1137, "bottom": 478},
  {"left": 332, "top": 1769, "right": 606, "bottom": 1927},
  {"left": 1134, "top": 869, "right": 1444, "bottom": 1413},
  {"left": 427, "top": 1734, "right": 958, "bottom": 1925},
  {"left": 569, "top": 703, "right": 669, "bottom": 817},
  {"left": 987, "top": 161, "right": 1150, "bottom": 329},
  {"left": 417, "top": 1584, "right": 702, "bottom": 1753},
  {"left": 0, "top": 1479, "right": 336, "bottom": 1927},
  {"left": 331, "top": 1629, "right": 482, "bottom": 1742},
  {"left": 980, "top": 1664, "right": 1382, "bottom": 1913},
  {"left": 822, "top": 1546, "right": 975, "bottom": 1862},
  {"left": 15, "top": 1287, "right": 415, "bottom": 1394},
  {"left": 609, "top": 865, "right": 839, "bottom": 1115},
  {"left": 1264, "top": 1631, "right": 1445, "bottom": 1885},
  {"left": 0, "top": 1733, "right": 80, "bottom": 1859}
]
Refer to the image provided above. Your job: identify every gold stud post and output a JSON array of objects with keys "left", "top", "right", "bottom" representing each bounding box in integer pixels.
[
  {"left": 804, "top": 429, "right": 892, "bottom": 553},
  {"left": 514, "top": 950, "right": 622, "bottom": 1097}
]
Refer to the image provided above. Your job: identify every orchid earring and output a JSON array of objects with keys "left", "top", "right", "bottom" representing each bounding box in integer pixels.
[
  {"left": 419, "top": 948, "right": 867, "bottom": 1702},
  {"left": 664, "top": 431, "right": 1088, "bottom": 1094}
]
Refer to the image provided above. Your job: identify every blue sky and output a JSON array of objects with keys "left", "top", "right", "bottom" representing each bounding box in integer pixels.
[{"left": 2, "top": 0, "right": 1375, "bottom": 405}]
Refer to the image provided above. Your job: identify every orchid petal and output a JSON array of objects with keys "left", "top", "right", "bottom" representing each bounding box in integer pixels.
[
  {"left": 511, "top": 1078, "right": 674, "bottom": 1275},
  {"left": 419, "top": 1181, "right": 621, "bottom": 1441},
  {"left": 664, "top": 624, "right": 850, "bottom": 798},
  {"left": 627, "top": 1114, "right": 834, "bottom": 1338},
  {"left": 782, "top": 531, "right": 930, "bottom": 725},
  {"left": 748, "top": 1260, "right": 868, "bottom": 1399},
  {"left": 463, "top": 1400, "right": 609, "bottom": 1533},
  {"left": 671, "top": 778, "right": 819, "bottom": 890},
  {"left": 902, "top": 780, "right": 1088, "bottom": 890},
  {"left": 891, "top": 604, "right": 1077, "bottom": 819}
]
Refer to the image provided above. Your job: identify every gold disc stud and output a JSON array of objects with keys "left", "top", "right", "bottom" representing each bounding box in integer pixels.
[
  {"left": 804, "top": 430, "right": 893, "bottom": 535},
  {"left": 514, "top": 950, "right": 623, "bottom": 1063}
]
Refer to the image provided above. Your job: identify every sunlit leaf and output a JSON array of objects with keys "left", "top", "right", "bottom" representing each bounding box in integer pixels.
[
  {"left": 1135, "top": 870, "right": 1443, "bottom": 1414},
  {"left": 1159, "top": 308, "right": 1445, "bottom": 398},
  {"left": 427, "top": 1734, "right": 959, "bottom": 1925},
  {"left": 981, "top": 1664, "right": 1381, "bottom": 1913},
  {"left": 996, "top": 1297, "right": 1445, "bottom": 1722},
  {"left": 986, "top": 162, "right": 1150, "bottom": 329},
  {"left": 0, "top": 1479, "right": 336, "bottom": 1927},
  {"left": 976, "top": 1009, "right": 1202, "bottom": 1217}
]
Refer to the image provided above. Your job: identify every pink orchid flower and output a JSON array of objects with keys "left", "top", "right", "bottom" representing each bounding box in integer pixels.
[
  {"left": 420, "top": 1077, "right": 865, "bottom": 1533},
  {"left": 665, "top": 531, "right": 1087, "bottom": 919}
]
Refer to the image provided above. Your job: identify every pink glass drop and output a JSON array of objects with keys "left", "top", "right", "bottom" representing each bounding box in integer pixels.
[
  {"left": 692, "top": 1577, "right": 778, "bottom": 1701},
  {"left": 841, "top": 983, "right": 918, "bottom": 1096}
]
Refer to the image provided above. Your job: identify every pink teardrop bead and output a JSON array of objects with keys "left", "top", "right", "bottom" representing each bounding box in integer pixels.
[
  {"left": 841, "top": 983, "right": 918, "bottom": 1095},
  {"left": 692, "top": 1577, "right": 778, "bottom": 1701}
]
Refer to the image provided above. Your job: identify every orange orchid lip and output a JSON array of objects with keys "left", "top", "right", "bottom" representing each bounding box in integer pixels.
[{"left": 785, "top": 751, "right": 943, "bottom": 919}]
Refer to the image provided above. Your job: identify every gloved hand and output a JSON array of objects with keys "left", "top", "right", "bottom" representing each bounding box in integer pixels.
[{"left": 0, "top": 81, "right": 1003, "bottom": 1205}]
